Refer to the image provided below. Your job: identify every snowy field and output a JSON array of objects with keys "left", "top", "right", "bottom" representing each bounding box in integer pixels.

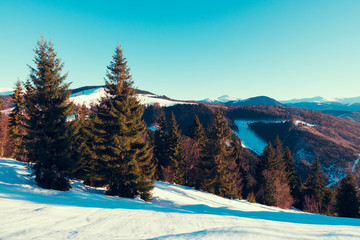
[
  {"left": 0, "top": 158, "right": 360, "bottom": 240},
  {"left": 70, "top": 87, "right": 191, "bottom": 108}
]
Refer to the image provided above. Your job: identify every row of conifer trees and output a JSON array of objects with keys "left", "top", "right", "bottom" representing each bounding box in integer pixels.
[{"left": 2, "top": 37, "right": 359, "bottom": 218}]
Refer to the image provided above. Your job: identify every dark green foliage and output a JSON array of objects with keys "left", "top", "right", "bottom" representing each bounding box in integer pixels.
[
  {"left": 70, "top": 105, "right": 104, "bottom": 186},
  {"left": 168, "top": 113, "right": 185, "bottom": 184},
  {"left": 24, "top": 38, "right": 74, "bottom": 191},
  {"left": 188, "top": 115, "right": 206, "bottom": 149},
  {"left": 283, "top": 147, "right": 303, "bottom": 208},
  {"left": 200, "top": 108, "right": 239, "bottom": 198},
  {"left": 336, "top": 172, "right": 360, "bottom": 218},
  {"left": 153, "top": 112, "right": 169, "bottom": 180},
  {"left": 93, "top": 46, "right": 153, "bottom": 201},
  {"left": 255, "top": 143, "right": 277, "bottom": 206},
  {"left": 305, "top": 156, "right": 325, "bottom": 207},
  {"left": 248, "top": 121, "right": 294, "bottom": 143},
  {"left": 9, "top": 81, "right": 25, "bottom": 160}
]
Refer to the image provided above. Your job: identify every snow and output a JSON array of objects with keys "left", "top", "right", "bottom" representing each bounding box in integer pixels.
[
  {"left": 293, "top": 120, "right": 316, "bottom": 127},
  {"left": 200, "top": 95, "right": 243, "bottom": 103},
  {"left": 0, "top": 88, "right": 14, "bottom": 96},
  {"left": 233, "top": 120, "right": 266, "bottom": 155},
  {"left": 352, "top": 155, "right": 359, "bottom": 172},
  {"left": 69, "top": 87, "right": 192, "bottom": 108},
  {"left": 1, "top": 158, "right": 360, "bottom": 239}
]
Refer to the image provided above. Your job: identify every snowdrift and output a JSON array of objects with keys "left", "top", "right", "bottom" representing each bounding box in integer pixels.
[{"left": 0, "top": 158, "right": 359, "bottom": 239}]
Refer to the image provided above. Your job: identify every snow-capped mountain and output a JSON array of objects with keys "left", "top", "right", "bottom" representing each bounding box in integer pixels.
[
  {"left": 200, "top": 94, "right": 242, "bottom": 103},
  {"left": 1, "top": 158, "right": 360, "bottom": 239}
]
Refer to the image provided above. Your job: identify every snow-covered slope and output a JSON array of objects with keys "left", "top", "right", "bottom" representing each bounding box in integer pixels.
[
  {"left": 0, "top": 88, "right": 14, "bottom": 96},
  {"left": 1, "top": 158, "right": 360, "bottom": 240},
  {"left": 70, "top": 87, "right": 192, "bottom": 107}
]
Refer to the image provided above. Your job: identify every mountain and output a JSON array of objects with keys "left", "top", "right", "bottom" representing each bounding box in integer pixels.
[
  {"left": 1, "top": 158, "right": 360, "bottom": 239},
  {"left": 199, "top": 94, "right": 242, "bottom": 103},
  {"left": 2, "top": 85, "right": 360, "bottom": 185},
  {"left": 227, "top": 96, "right": 284, "bottom": 107}
]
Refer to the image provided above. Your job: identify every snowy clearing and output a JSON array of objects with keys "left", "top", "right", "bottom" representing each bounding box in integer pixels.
[
  {"left": 0, "top": 158, "right": 359, "bottom": 240},
  {"left": 69, "top": 87, "right": 192, "bottom": 108}
]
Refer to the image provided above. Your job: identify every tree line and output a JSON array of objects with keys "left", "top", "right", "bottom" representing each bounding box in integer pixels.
[{"left": 0, "top": 38, "right": 359, "bottom": 218}]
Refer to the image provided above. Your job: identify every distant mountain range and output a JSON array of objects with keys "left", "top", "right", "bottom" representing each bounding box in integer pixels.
[{"left": 201, "top": 95, "right": 360, "bottom": 111}]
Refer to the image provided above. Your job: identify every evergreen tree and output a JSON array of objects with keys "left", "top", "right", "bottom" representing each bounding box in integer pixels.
[
  {"left": 188, "top": 115, "right": 205, "bottom": 149},
  {"left": 335, "top": 172, "right": 360, "bottom": 218},
  {"left": 305, "top": 156, "right": 325, "bottom": 209},
  {"left": 9, "top": 81, "right": 25, "bottom": 160},
  {"left": 273, "top": 136, "right": 285, "bottom": 171},
  {"left": 255, "top": 142, "right": 277, "bottom": 206},
  {"left": 200, "top": 108, "right": 238, "bottom": 198},
  {"left": 153, "top": 112, "right": 169, "bottom": 180},
  {"left": 69, "top": 104, "right": 102, "bottom": 184},
  {"left": 23, "top": 38, "right": 74, "bottom": 191},
  {"left": 283, "top": 147, "right": 303, "bottom": 208},
  {"left": 168, "top": 112, "right": 185, "bottom": 184},
  {"left": 93, "top": 46, "right": 153, "bottom": 201}
]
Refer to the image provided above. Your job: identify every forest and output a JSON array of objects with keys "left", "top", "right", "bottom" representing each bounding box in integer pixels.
[{"left": 0, "top": 38, "right": 359, "bottom": 218}]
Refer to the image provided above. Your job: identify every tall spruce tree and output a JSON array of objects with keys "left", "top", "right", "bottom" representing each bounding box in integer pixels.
[
  {"left": 153, "top": 112, "right": 169, "bottom": 180},
  {"left": 188, "top": 115, "right": 205, "bottom": 149},
  {"left": 283, "top": 147, "right": 303, "bottom": 208},
  {"left": 200, "top": 108, "right": 238, "bottom": 198},
  {"left": 168, "top": 112, "right": 185, "bottom": 184},
  {"left": 335, "top": 172, "right": 360, "bottom": 218},
  {"left": 305, "top": 156, "right": 325, "bottom": 208},
  {"left": 9, "top": 81, "right": 24, "bottom": 160},
  {"left": 255, "top": 142, "right": 277, "bottom": 206},
  {"left": 93, "top": 45, "right": 153, "bottom": 201},
  {"left": 24, "top": 38, "right": 74, "bottom": 191}
]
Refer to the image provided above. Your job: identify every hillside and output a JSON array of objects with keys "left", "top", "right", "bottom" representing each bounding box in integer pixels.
[{"left": 1, "top": 158, "right": 360, "bottom": 239}]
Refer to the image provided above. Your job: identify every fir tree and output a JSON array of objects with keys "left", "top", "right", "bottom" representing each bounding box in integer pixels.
[
  {"left": 335, "top": 172, "right": 360, "bottom": 218},
  {"left": 305, "top": 156, "right": 325, "bottom": 209},
  {"left": 23, "top": 38, "right": 74, "bottom": 191},
  {"left": 200, "top": 108, "right": 238, "bottom": 198},
  {"left": 255, "top": 142, "right": 277, "bottom": 206},
  {"left": 9, "top": 81, "right": 25, "bottom": 160},
  {"left": 283, "top": 147, "right": 303, "bottom": 208},
  {"left": 168, "top": 112, "right": 185, "bottom": 184},
  {"left": 153, "top": 112, "right": 169, "bottom": 180},
  {"left": 94, "top": 45, "right": 153, "bottom": 201},
  {"left": 69, "top": 104, "right": 100, "bottom": 183},
  {"left": 188, "top": 115, "right": 205, "bottom": 149}
]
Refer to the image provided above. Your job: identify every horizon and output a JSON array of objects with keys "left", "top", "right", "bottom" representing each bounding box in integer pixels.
[{"left": 1, "top": 0, "right": 360, "bottom": 101}]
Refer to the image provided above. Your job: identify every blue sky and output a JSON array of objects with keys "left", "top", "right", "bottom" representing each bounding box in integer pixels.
[{"left": 1, "top": 0, "right": 359, "bottom": 100}]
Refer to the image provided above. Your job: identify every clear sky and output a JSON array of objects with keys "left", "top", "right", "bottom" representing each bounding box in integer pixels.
[{"left": 1, "top": 0, "right": 360, "bottom": 101}]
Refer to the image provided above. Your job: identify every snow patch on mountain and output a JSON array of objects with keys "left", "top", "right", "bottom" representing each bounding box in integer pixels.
[
  {"left": 200, "top": 95, "right": 243, "bottom": 103},
  {"left": 233, "top": 120, "right": 266, "bottom": 155},
  {"left": 70, "top": 87, "right": 192, "bottom": 108},
  {"left": 0, "top": 88, "right": 14, "bottom": 96}
]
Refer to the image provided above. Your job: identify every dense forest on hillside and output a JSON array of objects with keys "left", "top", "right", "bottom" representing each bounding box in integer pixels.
[{"left": 0, "top": 38, "right": 359, "bottom": 218}]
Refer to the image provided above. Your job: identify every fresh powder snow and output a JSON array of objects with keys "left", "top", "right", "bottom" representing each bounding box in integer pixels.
[{"left": 1, "top": 158, "right": 359, "bottom": 239}]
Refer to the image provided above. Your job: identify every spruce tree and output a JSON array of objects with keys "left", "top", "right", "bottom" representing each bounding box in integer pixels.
[
  {"left": 305, "top": 156, "right": 325, "bottom": 208},
  {"left": 24, "top": 38, "right": 74, "bottom": 191},
  {"left": 168, "top": 112, "right": 185, "bottom": 184},
  {"left": 188, "top": 115, "right": 205, "bottom": 149},
  {"left": 9, "top": 81, "right": 25, "bottom": 160},
  {"left": 93, "top": 46, "right": 153, "bottom": 201},
  {"left": 153, "top": 112, "right": 172, "bottom": 181},
  {"left": 335, "top": 172, "right": 360, "bottom": 218},
  {"left": 200, "top": 108, "right": 238, "bottom": 198},
  {"left": 255, "top": 142, "right": 277, "bottom": 206},
  {"left": 283, "top": 147, "right": 303, "bottom": 208}
]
